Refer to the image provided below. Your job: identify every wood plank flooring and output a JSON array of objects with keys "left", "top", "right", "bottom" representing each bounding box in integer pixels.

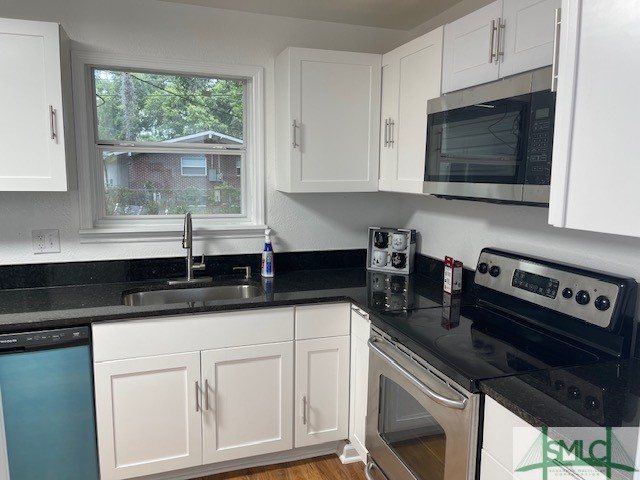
[{"left": 193, "top": 455, "right": 366, "bottom": 480}]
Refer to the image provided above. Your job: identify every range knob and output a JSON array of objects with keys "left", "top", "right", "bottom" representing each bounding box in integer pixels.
[
  {"left": 575, "top": 290, "right": 590, "bottom": 306},
  {"left": 562, "top": 288, "right": 573, "bottom": 299},
  {"left": 567, "top": 386, "right": 581, "bottom": 400},
  {"left": 594, "top": 295, "right": 611, "bottom": 311},
  {"left": 489, "top": 265, "right": 501, "bottom": 277},
  {"left": 584, "top": 396, "right": 600, "bottom": 411},
  {"left": 477, "top": 262, "right": 489, "bottom": 274}
]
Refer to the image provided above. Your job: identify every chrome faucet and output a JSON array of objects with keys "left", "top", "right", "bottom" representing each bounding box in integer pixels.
[{"left": 168, "top": 213, "right": 212, "bottom": 285}]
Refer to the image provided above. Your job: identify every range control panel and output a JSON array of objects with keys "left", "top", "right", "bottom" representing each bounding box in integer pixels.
[{"left": 474, "top": 250, "right": 621, "bottom": 329}]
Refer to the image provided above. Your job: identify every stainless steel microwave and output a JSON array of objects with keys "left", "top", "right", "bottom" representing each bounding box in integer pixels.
[{"left": 424, "top": 67, "right": 555, "bottom": 204}]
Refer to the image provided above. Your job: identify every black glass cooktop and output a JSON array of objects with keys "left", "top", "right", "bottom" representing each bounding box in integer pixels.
[{"left": 371, "top": 305, "right": 603, "bottom": 393}]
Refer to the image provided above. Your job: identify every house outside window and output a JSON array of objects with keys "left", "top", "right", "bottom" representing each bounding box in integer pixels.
[{"left": 72, "top": 52, "right": 265, "bottom": 241}]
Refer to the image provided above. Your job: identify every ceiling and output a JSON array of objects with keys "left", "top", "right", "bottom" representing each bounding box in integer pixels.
[{"left": 156, "top": 0, "right": 462, "bottom": 30}]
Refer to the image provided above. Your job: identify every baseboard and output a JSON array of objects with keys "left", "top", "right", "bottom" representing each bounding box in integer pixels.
[
  {"left": 338, "top": 443, "right": 365, "bottom": 464},
  {"left": 138, "top": 442, "right": 346, "bottom": 480}
]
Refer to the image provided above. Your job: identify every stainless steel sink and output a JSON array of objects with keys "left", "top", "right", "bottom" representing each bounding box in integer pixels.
[{"left": 122, "top": 281, "right": 264, "bottom": 306}]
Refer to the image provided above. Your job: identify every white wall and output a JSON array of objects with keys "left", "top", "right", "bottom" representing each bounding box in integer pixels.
[
  {"left": 403, "top": 195, "right": 640, "bottom": 280},
  {"left": 0, "top": 0, "right": 408, "bottom": 265}
]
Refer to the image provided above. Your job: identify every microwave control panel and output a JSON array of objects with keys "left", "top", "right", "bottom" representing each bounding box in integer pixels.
[{"left": 524, "top": 90, "right": 556, "bottom": 185}]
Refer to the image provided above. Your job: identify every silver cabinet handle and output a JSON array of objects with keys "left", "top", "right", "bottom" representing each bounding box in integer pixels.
[
  {"left": 302, "top": 396, "right": 307, "bottom": 425},
  {"left": 204, "top": 379, "right": 210, "bottom": 411},
  {"left": 49, "top": 106, "right": 57, "bottom": 140},
  {"left": 292, "top": 120, "right": 299, "bottom": 148},
  {"left": 551, "top": 8, "right": 562, "bottom": 92},
  {"left": 388, "top": 119, "right": 395, "bottom": 146},
  {"left": 496, "top": 17, "right": 505, "bottom": 63},
  {"left": 489, "top": 19, "right": 497, "bottom": 63},
  {"left": 195, "top": 381, "right": 200, "bottom": 412},
  {"left": 368, "top": 337, "right": 467, "bottom": 410}
]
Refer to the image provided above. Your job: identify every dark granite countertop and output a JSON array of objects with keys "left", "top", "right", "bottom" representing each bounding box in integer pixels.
[
  {"left": 0, "top": 267, "right": 448, "bottom": 334},
  {"left": 481, "top": 359, "right": 640, "bottom": 429}
]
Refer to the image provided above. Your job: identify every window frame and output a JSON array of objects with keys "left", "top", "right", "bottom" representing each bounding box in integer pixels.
[{"left": 72, "top": 51, "right": 265, "bottom": 243}]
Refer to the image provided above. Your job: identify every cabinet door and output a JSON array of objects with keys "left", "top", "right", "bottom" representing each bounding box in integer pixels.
[
  {"left": 201, "top": 342, "right": 293, "bottom": 464},
  {"left": 549, "top": 0, "right": 640, "bottom": 237},
  {"left": 500, "top": 0, "right": 561, "bottom": 78},
  {"left": 442, "top": 1, "right": 502, "bottom": 93},
  {"left": 276, "top": 48, "right": 381, "bottom": 192},
  {"left": 348, "top": 308, "right": 370, "bottom": 459},
  {"left": 0, "top": 18, "right": 70, "bottom": 191},
  {"left": 295, "top": 336, "right": 350, "bottom": 447},
  {"left": 93, "top": 352, "right": 202, "bottom": 480},
  {"left": 379, "top": 27, "right": 443, "bottom": 194}
]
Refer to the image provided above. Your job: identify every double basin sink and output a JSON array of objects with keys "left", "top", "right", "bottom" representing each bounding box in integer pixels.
[{"left": 122, "top": 280, "right": 264, "bottom": 306}]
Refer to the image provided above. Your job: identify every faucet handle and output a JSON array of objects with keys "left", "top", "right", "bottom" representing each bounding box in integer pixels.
[
  {"left": 192, "top": 254, "right": 206, "bottom": 270},
  {"left": 233, "top": 266, "right": 252, "bottom": 280}
]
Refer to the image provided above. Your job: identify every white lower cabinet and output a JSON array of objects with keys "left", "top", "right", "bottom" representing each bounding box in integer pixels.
[
  {"left": 294, "top": 303, "right": 351, "bottom": 448},
  {"left": 92, "top": 308, "right": 295, "bottom": 480},
  {"left": 348, "top": 306, "right": 370, "bottom": 460},
  {"left": 295, "top": 336, "right": 350, "bottom": 447},
  {"left": 93, "top": 352, "right": 203, "bottom": 480},
  {"left": 93, "top": 304, "right": 355, "bottom": 480},
  {"left": 201, "top": 342, "right": 293, "bottom": 464}
]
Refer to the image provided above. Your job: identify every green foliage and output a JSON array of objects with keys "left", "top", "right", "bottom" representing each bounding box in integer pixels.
[
  {"left": 105, "top": 183, "right": 241, "bottom": 216},
  {"left": 94, "top": 69, "right": 244, "bottom": 142}
]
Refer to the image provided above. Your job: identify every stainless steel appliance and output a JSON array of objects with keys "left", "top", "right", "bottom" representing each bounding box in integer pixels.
[
  {"left": 365, "top": 248, "right": 637, "bottom": 480},
  {"left": 0, "top": 326, "right": 99, "bottom": 480},
  {"left": 424, "top": 68, "right": 555, "bottom": 204}
]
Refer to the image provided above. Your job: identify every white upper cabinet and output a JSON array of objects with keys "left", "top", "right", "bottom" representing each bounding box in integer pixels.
[
  {"left": 442, "top": 0, "right": 560, "bottom": 93},
  {"left": 0, "top": 18, "right": 74, "bottom": 191},
  {"left": 379, "top": 27, "right": 443, "bottom": 194},
  {"left": 549, "top": 0, "right": 640, "bottom": 238},
  {"left": 276, "top": 48, "right": 381, "bottom": 192}
]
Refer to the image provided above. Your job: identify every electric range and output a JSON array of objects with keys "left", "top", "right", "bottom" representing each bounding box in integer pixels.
[{"left": 369, "top": 248, "right": 638, "bottom": 393}]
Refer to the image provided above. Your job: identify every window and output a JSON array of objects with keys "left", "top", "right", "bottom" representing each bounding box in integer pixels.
[
  {"left": 72, "top": 53, "right": 264, "bottom": 241},
  {"left": 181, "top": 157, "right": 207, "bottom": 177}
]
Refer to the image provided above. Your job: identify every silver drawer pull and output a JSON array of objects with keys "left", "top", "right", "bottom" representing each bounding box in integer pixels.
[{"left": 368, "top": 336, "right": 467, "bottom": 410}]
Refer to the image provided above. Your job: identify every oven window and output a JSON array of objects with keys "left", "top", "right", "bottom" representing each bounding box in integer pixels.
[
  {"left": 379, "top": 377, "right": 446, "bottom": 480},
  {"left": 426, "top": 96, "right": 530, "bottom": 184}
]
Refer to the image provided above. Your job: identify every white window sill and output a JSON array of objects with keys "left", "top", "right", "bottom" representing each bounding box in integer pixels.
[{"left": 79, "top": 224, "right": 267, "bottom": 243}]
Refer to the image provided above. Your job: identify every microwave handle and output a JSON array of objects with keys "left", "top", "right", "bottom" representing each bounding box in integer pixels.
[
  {"left": 368, "top": 336, "right": 467, "bottom": 410},
  {"left": 551, "top": 8, "right": 562, "bottom": 92}
]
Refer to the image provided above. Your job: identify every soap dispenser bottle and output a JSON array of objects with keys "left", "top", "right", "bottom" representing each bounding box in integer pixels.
[{"left": 261, "top": 228, "right": 274, "bottom": 277}]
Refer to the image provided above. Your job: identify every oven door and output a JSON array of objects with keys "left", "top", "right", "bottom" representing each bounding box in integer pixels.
[{"left": 365, "top": 332, "right": 479, "bottom": 480}]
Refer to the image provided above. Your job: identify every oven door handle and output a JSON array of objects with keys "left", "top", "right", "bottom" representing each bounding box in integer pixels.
[
  {"left": 368, "top": 337, "right": 467, "bottom": 410},
  {"left": 365, "top": 461, "right": 388, "bottom": 480}
]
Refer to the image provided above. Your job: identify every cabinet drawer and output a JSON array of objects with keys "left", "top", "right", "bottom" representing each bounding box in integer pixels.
[
  {"left": 295, "top": 303, "right": 351, "bottom": 339},
  {"left": 93, "top": 307, "right": 294, "bottom": 362}
]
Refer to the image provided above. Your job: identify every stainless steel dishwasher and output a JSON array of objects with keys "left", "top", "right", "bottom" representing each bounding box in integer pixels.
[{"left": 0, "top": 326, "right": 99, "bottom": 480}]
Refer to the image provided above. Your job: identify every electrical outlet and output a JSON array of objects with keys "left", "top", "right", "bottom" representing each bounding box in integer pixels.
[{"left": 32, "top": 229, "right": 61, "bottom": 254}]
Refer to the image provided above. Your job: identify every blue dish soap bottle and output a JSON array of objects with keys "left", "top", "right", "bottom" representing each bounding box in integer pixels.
[{"left": 261, "top": 228, "right": 274, "bottom": 278}]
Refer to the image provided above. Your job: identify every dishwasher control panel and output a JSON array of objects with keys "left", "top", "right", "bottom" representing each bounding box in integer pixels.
[{"left": 0, "top": 326, "right": 90, "bottom": 350}]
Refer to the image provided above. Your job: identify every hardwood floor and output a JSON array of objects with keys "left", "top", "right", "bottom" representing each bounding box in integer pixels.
[{"left": 193, "top": 455, "right": 366, "bottom": 480}]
